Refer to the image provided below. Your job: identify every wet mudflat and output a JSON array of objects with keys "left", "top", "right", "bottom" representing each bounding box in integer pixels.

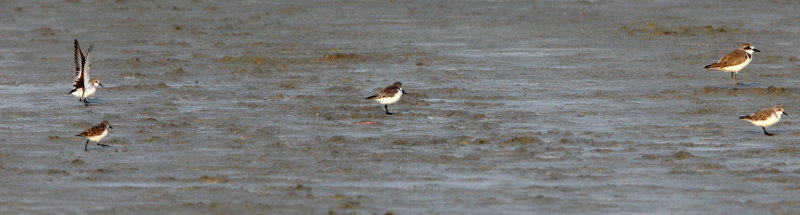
[{"left": 1, "top": 0, "right": 800, "bottom": 214}]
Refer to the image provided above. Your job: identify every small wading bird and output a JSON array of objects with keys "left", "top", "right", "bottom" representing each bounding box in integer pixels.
[
  {"left": 739, "top": 105, "right": 787, "bottom": 136},
  {"left": 76, "top": 121, "right": 113, "bottom": 151},
  {"left": 366, "top": 82, "right": 407, "bottom": 115},
  {"left": 69, "top": 39, "right": 103, "bottom": 106},
  {"left": 704, "top": 43, "right": 760, "bottom": 90}
]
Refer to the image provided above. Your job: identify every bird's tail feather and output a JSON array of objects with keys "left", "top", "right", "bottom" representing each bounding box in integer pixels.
[
  {"left": 365, "top": 95, "right": 377, "bottom": 100},
  {"left": 739, "top": 115, "right": 751, "bottom": 120}
]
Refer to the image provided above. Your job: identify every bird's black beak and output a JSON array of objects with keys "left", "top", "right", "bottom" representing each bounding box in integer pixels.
[
  {"left": 109, "top": 126, "right": 113, "bottom": 129},
  {"left": 99, "top": 83, "right": 105, "bottom": 87},
  {"left": 402, "top": 90, "right": 407, "bottom": 95},
  {"left": 783, "top": 112, "right": 788, "bottom": 116},
  {"left": 753, "top": 49, "right": 761, "bottom": 52}
]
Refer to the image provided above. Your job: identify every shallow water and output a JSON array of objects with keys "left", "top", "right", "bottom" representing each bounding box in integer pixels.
[{"left": 1, "top": 0, "right": 800, "bottom": 214}]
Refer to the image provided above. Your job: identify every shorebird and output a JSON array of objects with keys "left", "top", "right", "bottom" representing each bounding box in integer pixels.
[
  {"left": 365, "top": 82, "right": 407, "bottom": 115},
  {"left": 739, "top": 105, "right": 787, "bottom": 136},
  {"left": 76, "top": 121, "right": 113, "bottom": 151},
  {"left": 704, "top": 43, "right": 760, "bottom": 90},
  {"left": 69, "top": 39, "right": 103, "bottom": 106}
]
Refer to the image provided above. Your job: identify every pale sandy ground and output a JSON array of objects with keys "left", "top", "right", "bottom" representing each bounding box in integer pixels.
[{"left": 1, "top": 0, "right": 800, "bottom": 214}]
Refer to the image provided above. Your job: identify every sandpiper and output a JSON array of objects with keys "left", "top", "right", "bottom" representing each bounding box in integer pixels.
[
  {"left": 76, "top": 121, "right": 113, "bottom": 151},
  {"left": 69, "top": 39, "right": 103, "bottom": 106},
  {"left": 704, "top": 43, "right": 760, "bottom": 90},
  {"left": 739, "top": 105, "right": 787, "bottom": 136},
  {"left": 365, "top": 82, "right": 407, "bottom": 115}
]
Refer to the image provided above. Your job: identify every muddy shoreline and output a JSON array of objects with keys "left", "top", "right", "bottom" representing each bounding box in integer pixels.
[{"left": 1, "top": 0, "right": 799, "bottom": 214}]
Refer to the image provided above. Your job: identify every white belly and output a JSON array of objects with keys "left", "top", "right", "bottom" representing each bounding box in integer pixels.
[
  {"left": 374, "top": 91, "right": 403, "bottom": 105},
  {"left": 87, "top": 129, "right": 108, "bottom": 142},
  {"left": 750, "top": 114, "right": 780, "bottom": 127},
  {"left": 720, "top": 57, "right": 751, "bottom": 73},
  {"left": 71, "top": 87, "right": 96, "bottom": 98}
]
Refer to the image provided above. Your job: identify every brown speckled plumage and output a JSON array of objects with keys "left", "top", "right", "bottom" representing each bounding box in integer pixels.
[
  {"left": 366, "top": 82, "right": 403, "bottom": 100},
  {"left": 739, "top": 105, "right": 783, "bottom": 121},
  {"left": 77, "top": 121, "right": 112, "bottom": 151},
  {"left": 78, "top": 121, "right": 110, "bottom": 137}
]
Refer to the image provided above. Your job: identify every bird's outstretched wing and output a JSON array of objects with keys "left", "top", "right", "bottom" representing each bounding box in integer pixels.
[
  {"left": 83, "top": 44, "right": 93, "bottom": 89},
  {"left": 73, "top": 39, "right": 85, "bottom": 89}
]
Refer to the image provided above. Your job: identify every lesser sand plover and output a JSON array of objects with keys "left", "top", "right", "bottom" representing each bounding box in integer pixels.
[{"left": 704, "top": 43, "right": 760, "bottom": 90}]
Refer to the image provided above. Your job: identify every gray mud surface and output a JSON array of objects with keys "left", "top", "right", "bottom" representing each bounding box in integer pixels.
[{"left": 2, "top": 0, "right": 800, "bottom": 214}]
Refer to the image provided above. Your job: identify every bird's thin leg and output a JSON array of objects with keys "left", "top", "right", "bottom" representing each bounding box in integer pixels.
[
  {"left": 384, "top": 105, "right": 394, "bottom": 115},
  {"left": 97, "top": 142, "right": 109, "bottom": 147},
  {"left": 763, "top": 127, "right": 773, "bottom": 136},
  {"left": 731, "top": 72, "right": 738, "bottom": 90},
  {"left": 83, "top": 99, "right": 89, "bottom": 106},
  {"left": 85, "top": 140, "right": 90, "bottom": 151}
]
